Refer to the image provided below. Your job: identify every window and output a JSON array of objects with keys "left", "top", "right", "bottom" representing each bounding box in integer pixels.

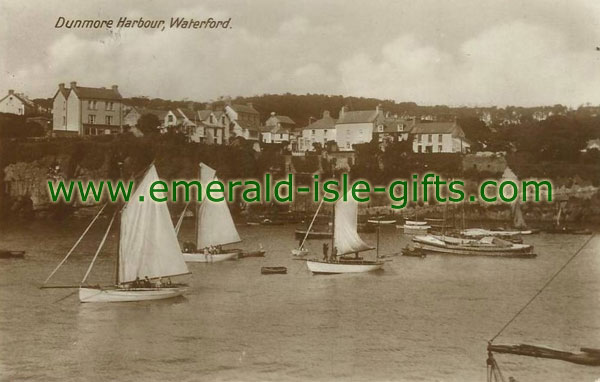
[
  {"left": 417, "top": 145, "right": 422, "bottom": 153},
  {"left": 104, "top": 129, "right": 111, "bottom": 135},
  {"left": 221, "top": 116, "right": 225, "bottom": 125},
  {"left": 168, "top": 115, "right": 174, "bottom": 123},
  {"left": 88, "top": 115, "right": 96, "bottom": 124},
  {"left": 438, "top": 145, "right": 443, "bottom": 152},
  {"left": 88, "top": 101, "right": 97, "bottom": 110},
  {"left": 105, "top": 102, "right": 113, "bottom": 111},
  {"left": 428, "top": 134, "right": 432, "bottom": 143},
  {"left": 105, "top": 116, "right": 113, "bottom": 125},
  {"left": 417, "top": 134, "right": 422, "bottom": 142},
  {"left": 210, "top": 115, "right": 214, "bottom": 124},
  {"left": 62, "top": 116, "right": 66, "bottom": 126},
  {"left": 378, "top": 125, "right": 384, "bottom": 132},
  {"left": 312, "top": 129, "right": 316, "bottom": 134},
  {"left": 438, "top": 134, "right": 443, "bottom": 142}
]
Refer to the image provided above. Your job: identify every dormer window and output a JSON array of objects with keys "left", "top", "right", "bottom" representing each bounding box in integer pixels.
[
  {"left": 105, "top": 101, "right": 114, "bottom": 111},
  {"left": 378, "top": 125, "right": 384, "bottom": 132}
]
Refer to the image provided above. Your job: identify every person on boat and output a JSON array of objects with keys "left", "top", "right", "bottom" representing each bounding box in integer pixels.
[
  {"left": 156, "top": 277, "right": 162, "bottom": 288},
  {"left": 330, "top": 246, "right": 338, "bottom": 262},
  {"left": 354, "top": 251, "right": 359, "bottom": 259},
  {"left": 144, "top": 276, "right": 151, "bottom": 288},
  {"left": 132, "top": 276, "right": 141, "bottom": 288},
  {"left": 322, "top": 243, "right": 329, "bottom": 261}
]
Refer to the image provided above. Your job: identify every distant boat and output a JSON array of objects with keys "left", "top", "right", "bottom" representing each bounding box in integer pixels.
[
  {"left": 401, "top": 220, "right": 431, "bottom": 235},
  {"left": 412, "top": 234, "right": 535, "bottom": 258},
  {"left": 261, "top": 266, "right": 287, "bottom": 275},
  {"left": 544, "top": 201, "right": 592, "bottom": 235},
  {"left": 305, "top": 191, "right": 385, "bottom": 274},
  {"left": 176, "top": 163, "right": 264, "bottom": 262},
  {"left": 44, "top": 165, "right": 191, "bottom": 303},
  {"left": 0, "top": 250, "right": 25, "bottom": 259}
]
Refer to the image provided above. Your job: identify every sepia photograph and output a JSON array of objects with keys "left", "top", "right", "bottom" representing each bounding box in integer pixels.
[{"left": 0, "top": 1, "right": 599, "bottom": 381}]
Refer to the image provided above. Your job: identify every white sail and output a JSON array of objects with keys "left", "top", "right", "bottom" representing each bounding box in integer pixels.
[
  {"left": 119, "top": 165, "right": 189, "bottom": 283},
  {"left": 196, "top": 177, "right": 241, "bottom": 249},
  {"left": 512, "top": 201, "right": 527, "bottom": 229},
  {"left": 200, "top": 163, "right": 216, "bottom": 190},
  {"left": 334, "top": 191, "right": 372, "bottom": 255}
]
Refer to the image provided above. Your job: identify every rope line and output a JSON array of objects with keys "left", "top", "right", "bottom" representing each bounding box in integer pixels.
[{"left": 489, "top": 234, "right": 596, "bottom": 342}]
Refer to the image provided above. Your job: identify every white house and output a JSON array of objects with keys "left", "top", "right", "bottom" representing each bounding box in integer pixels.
[
  {"left": 0, "top": 89, "right": 36, "bottom": 116},
  {"left": 197, "top": 109, "right": 228, "bottom": 144},
  {"left": 411, "top": 122, "right": 470, "bottom": 153},
  {"left": 300, "top": 110, "right": 337, "bottom": 151},
  {"left": 225, "top": 103, "right": 261, "bottom": 141},
  {"left": 334, "top": 106, "right": 385, "bottom": 151}
]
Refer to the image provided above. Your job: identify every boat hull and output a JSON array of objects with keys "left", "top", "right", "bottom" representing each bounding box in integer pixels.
[
  {"left": 412, "top": 235, "right": 535, "bottom": 258},
  {"left": 183, "top": 250, "right": 240, "bottom": 263},
  {"left": 79, "top": 286, "right": 185, "bottom": 303},
  {"left": 291, "top": 248, "right": 309, "bottom": 257},
  {"left": 401, "top": 225, "right": 431, "bottom": 235},
  {"left": 306, "top": 259, "right": 384, "bottom": 274}
]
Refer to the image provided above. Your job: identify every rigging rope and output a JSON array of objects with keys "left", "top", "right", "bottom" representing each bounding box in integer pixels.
[{"left": 489, "top": 233, "right": 596, "bottom": 342}]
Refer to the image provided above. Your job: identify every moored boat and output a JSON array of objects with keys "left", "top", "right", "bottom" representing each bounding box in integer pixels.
[
  {"left": 261, "top": 266, "right": 287, "bottom": 275},
  {"left": 0, "top": 250, "right": 25, "bottom": 259},
  {"left": 412, "top": 234, "right": 535, "bottom": 257}
]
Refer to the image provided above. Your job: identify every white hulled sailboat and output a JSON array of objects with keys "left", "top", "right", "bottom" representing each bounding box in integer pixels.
[
  {"left": 44, "top": 165, "right": 191, "bottom": 303},
  {"left": 305, "top": 191, "right": 384, "bottom": 274},
  {"left": 178, "top": 163, "right": 242, "bottom": 262}
]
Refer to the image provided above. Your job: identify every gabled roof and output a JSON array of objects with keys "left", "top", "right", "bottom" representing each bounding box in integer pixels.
[
  {"left": 381, "top": 118, "right": 413, "bottom": 133},
  {"left": 236, "top": 119, "right": 260, "bottom": 131},
  {"left": 304, "top": 115, "right": 337, "bottom": 130},
  {"left": 0, "top": 91, "right": 35, "bottom": 107},
  {"left": 336, "top": 110, "right": 382, "bottom": 124},
  {"left": 52, "top": 87, "right": 71, "bottom": 100},
  {"left": 177, "top": 108, "right": 197, "bottom": 121},
  {"left": 267, "top": 115, "right": 296, "bottom": 125},
  {"left": 197, "top": 110, "right": 213, "bottom": 120},
  {"left": 411, "top": 122, "right": 461, "bottom": 135},
  {"left": 72, "top": 86, "right": 122, "bottom": 100},
  {"left": 230, "top": 104, "right": 259, "bottom": 114}
]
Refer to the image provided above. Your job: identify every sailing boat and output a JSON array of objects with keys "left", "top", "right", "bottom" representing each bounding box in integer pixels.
[
  {"left": 44, "top": 165, "right": 191, "bottom": 303},
  {"left": 178, "top": 163, "right": 257, "bottom": 262},
  {"left": 305, "top": 191, "right": 385, "bottom": 274}
]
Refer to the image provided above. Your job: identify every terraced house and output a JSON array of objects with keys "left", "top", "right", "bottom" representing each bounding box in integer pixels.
[
  {"left": 411, "top": 122, "right": 470, "bottom": 153},
  {"left": 52, "top": 82, "right": 123, "bottom": 136}
]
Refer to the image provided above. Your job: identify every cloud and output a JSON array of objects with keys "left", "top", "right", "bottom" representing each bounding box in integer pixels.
[{"left": 339, "top": 21, "right": 600, "bottom": 106}]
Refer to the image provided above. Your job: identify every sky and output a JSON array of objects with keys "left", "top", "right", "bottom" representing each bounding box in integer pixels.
[{"left": 1, "top": 0, "right": 600, "bottom": 107}]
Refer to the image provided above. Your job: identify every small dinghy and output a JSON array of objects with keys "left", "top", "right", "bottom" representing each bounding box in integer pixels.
[
  {"left": 401, "top": 246, "right": 426, "bottom": 258},
  {"left": 239, "top": 249, "right": 266, "bottom": 258},
  {"left": 261, "top": 266, "right": 287, "bottom": 275},
  {"left": 0, "top": 250, "right": 25, "bottom": 259}
]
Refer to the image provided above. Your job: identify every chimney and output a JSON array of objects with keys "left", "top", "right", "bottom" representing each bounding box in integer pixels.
[
  {"left": 340, "top": 106, "right": 348, "bottom": 117},
  {"left": 8, "top": 89, "right": 14, "bottom": 95},
  {"left": 323, "top": 110, "right": 330, "bottom": 118},
  {"left": 70, "top": 81, "right": 77, "bottom": 89},
  {"left": 376, "top": 104, "right": 382, "bottom": 113},
  {"left": 58, "top": 83, "right": 65, "bottom": 90},
  {"left": 112, "top": 85, "right": 118, "bottom": 92}
]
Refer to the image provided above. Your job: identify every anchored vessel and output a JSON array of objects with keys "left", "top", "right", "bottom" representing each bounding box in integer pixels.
[
  {"left": 305, "top": 191, "right": 385, "bottom": 274},
  {"left": 44, "top": 165, "right": 190, "bottom": 303},
  {"left": 412, "top": 234, "right": 535, "bottom": 257}
]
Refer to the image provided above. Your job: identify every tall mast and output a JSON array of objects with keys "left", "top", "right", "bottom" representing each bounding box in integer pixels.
[
  {"left": 376, "top": 214, "right": 380, "bottom": 258},
  {"left": 115, "top": 161, "right": 123, "bottom": 286},
  {"left": 330, "top": 204, "right": 335, "bottom": 255},
  {"left": 115, "top": 209, "right": 121, "bottom": 285},
  {"left": 195, "top": 164, "right": 201, "bottom": 250}
]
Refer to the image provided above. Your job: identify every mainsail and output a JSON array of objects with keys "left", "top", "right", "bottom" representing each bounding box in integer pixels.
[
  {"left": 334, "top": 191, "right": 372, "bottom": 255},
  {"left": 512, "top": 201, "right": 527, "bottom": 229},
  {"left": 196, "top": 176, "right": 241, "bottom": 249},
  {"left": 119, "top": 165, "right": 190, "bottom": 283}
]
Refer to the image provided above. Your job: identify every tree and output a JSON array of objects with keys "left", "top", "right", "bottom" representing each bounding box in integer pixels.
[{"left": 137, "top": 113, "right": 161, "bottom": 135}]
